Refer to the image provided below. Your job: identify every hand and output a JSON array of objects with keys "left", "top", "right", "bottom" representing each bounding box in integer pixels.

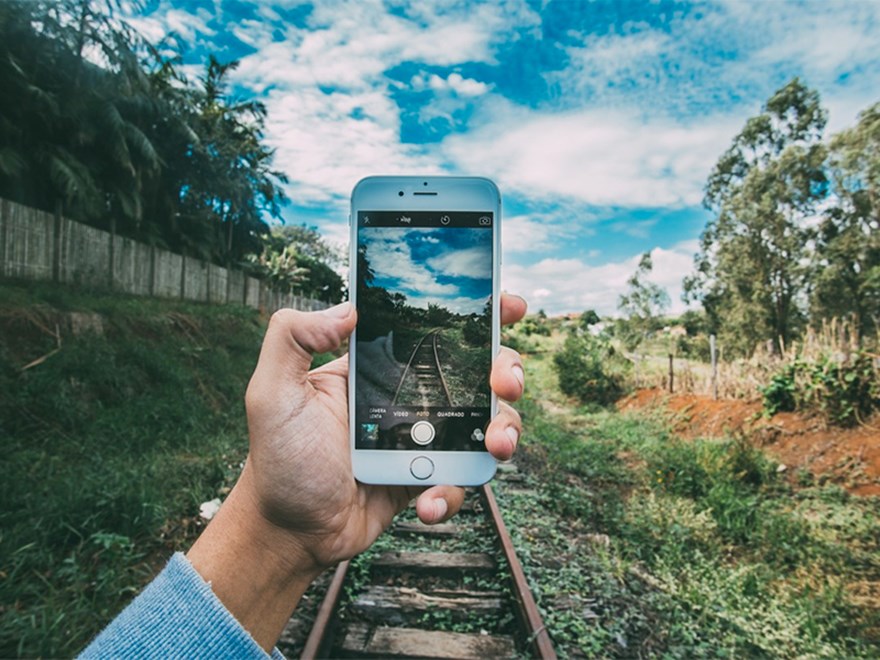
[{"left": 187, "top": 293, "right": 527, "bottom": 649}]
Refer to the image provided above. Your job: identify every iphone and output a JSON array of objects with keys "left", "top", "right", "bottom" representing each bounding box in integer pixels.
[{"left": 349, "top": 176, "right": 501, "bottom": 485}]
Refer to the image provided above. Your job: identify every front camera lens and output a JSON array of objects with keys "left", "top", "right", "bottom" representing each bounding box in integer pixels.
[{"left": 398, "top": 191, "right": 404, "bottom": 196}]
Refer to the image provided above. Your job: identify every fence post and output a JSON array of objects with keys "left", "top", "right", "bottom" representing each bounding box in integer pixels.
[
  {"left": 180, "top": 248, "right": 187, "bottom": 300},
  {"left": 710, "top": 334, "right": 718, "bottom": 400},
  {"left": 668, "top": 354, "right": 674, "bottom": 394},
  {"left": 205, "top": 260, "right": 211, "bottom": 303},
  {"left": 149, "top": 242, "right": 156, "bottom": 296},
  {"left": 0, "top": 198, "right": 7, "bottom": 276},
  {"left": 108, "top": 216, "right": 116, "bottom": 289},
  {"left": 52, "top": 201, "right": 62, "bottom": 282}
]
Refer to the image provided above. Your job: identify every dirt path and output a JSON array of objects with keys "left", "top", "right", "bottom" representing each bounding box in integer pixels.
[{"left": 619, "top": 388, "right": 880, "bottom": 497}]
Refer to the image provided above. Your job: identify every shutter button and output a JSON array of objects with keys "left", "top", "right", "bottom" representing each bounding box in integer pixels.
[{"left": 410, "top": 421, "right": 435, "bottom": 445}]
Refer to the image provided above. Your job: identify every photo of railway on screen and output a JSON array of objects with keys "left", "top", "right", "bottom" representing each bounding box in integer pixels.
[{"left": 354, "top": 226, "right": 492, "bottom": 451}]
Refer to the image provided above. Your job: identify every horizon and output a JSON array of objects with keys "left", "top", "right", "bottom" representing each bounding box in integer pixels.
[{"left": 129, "top": 0, "right": 880, "bottom": 316}]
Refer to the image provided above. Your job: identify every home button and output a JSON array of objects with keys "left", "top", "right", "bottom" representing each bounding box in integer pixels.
[{"left": 410, "top": 456, "right": 434, "bottom": 480}]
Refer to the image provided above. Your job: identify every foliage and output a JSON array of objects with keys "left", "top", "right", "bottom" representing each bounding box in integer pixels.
[
  {"left": 508, "top": 350, "right": 880, "bottom": 658},
  {"left": 0, "top": 1, "right": 287, "bottom": 264},
  {"left": 553, "top": 330, "right": 628, "bottom": 406},
  {"left": 250, "top": 225, "right": 345, "bottom": 302},
  {"left": 518, "top": 313, "right": 552, "bottom": 337},
  {"left": 761, "top": 351, "right": 879, "bottom": 426},
  {"left": 579, "top": 309, "right": 600, "bottom": 329},
  {"left": 812, "top": 102, "right": 880, "bottom": 336},
  {"left": 687, "top": 78, "right": 828, "bottom": 356},
  {"left": 760, "top": 363, "right": 798, "bottom": 415},
  {"left": 617, "top": 252, "right": 670, "bottom": 351},
  {"left": 0, "top": 281, "right": 282, "bottom": 656}
]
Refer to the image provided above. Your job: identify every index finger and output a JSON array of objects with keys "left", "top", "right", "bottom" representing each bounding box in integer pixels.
[{"left": 500, "top": 293, "right": 527, "bottom": 326}]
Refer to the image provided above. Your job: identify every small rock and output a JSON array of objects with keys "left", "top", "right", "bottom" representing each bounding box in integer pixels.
[
  {"left": 776, "top": 463, "right": 787, "bottom": 473},
  {"left": 585, "top": 533, "right": 611, "bottom": 548},
  {"left": 199, "top": 498, "right": 222, "bottom": 520}
]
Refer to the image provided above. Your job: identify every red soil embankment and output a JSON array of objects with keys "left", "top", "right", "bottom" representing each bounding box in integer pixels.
[{"left": 619, "top": 389, "right": 880, "bottom": 497}]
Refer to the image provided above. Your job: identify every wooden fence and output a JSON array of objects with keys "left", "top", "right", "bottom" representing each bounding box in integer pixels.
[{"left": 0, "top": 198, "right": 328, "bottom": 313}]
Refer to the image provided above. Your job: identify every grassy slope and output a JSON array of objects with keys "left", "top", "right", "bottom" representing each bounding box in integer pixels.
[
  {"left": 0, "top": 281, "right": 272, "bottom": 656},
  {"left": 497, "top": 345, "right": 880, "bottom": 657}
]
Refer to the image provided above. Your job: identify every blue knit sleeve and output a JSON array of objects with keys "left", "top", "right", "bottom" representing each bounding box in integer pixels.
[{"left": 79, "top": 552, "right": 285, "bottom": 659}]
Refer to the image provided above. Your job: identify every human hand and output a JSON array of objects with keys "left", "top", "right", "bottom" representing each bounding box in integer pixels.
[{"left": 187, "top": 293, "right": 527, "bottom": 649}]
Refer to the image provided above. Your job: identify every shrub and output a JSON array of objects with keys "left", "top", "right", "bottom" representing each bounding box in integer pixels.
[
  {"left": 760, "top": 352, "right": 879, "bottom": 426},
  {"left": 553, "top": 331, "right": 628, "bottom": 406}
]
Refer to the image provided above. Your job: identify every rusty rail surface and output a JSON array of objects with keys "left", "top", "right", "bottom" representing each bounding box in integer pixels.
[
  {"left": 300, "top": 559, "right": 350, "bottom": 660},
  {"left": 481, "top": 483, "right": 557, "bottom": 660}
]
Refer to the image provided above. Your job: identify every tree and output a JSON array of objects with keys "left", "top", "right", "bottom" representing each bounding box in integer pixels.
[
  {"left": 811, "top": 102, "right": 880, "bottom": 336},
  {"left": 617, "top": 252, "right": 670, "bottom": 351},
  {"left": 685, "top": 78, "right": 828, "bottom": 355},
  {"left": 254, "top": 225, "right": 346, "bottom": 302},
  {"left": 579, "top": 309, "right": 600, "bottom": 330},
  {"left": 0, "top": 2, "right": 288, "bottom": 267}
]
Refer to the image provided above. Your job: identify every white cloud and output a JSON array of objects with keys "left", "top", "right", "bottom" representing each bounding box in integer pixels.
[
  {"left": 502, "top": 214, "right": 557, "bottom": 255},
  {"left": 427, "top": 247, "right": 492, "bottom": 279},
  {"left": 363, "top": 228, "right": 460, "bottom": 298},
  {"left": 554, "top": 1, "right": 880, "bottom": 132},
  {"left": 223, "top": 1, "right": 538, "bottom": 206},
  {"left": 444, "top": 101, "right": 741, "bottom": 208},
  {"left": 415, "top": 72, "right": 490, "bottom": 97},
  {"left": 502, "top": 241, "right": 698, "bottom": 317}
]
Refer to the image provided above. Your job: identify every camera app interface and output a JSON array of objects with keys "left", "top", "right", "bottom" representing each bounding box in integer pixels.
[{"left": 355, "top": 210, "right": 493, "bottom": 451}]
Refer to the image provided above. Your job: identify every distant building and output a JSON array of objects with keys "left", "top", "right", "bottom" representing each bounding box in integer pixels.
[{"left": 662, "top": 325, "right": 687, "bottom": 337}]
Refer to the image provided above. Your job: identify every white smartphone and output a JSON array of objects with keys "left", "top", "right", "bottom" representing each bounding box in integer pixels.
[{"left": 348, "top": 176, "right": 501, "bottom": 486}]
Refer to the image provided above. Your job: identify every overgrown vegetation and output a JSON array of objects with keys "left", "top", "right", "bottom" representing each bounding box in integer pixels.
[
  {"left": 0, "top": 281, "right": 271, "bottom": 656},
  {"left": 761, "top": 349, "right": 879, "bottom": 425},
  {"left": 501, "top": 350, "right": 880, "bottom": 657},
  {"left": 553, "top": 330, "right": 629, "bottom": 407},
  {"left": 0, "top": 1, "right": 286, "bottom": 265}
]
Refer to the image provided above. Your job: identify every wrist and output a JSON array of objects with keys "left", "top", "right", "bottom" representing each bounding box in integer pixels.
[{"left": 186, "top": 461, "right": 323, "bottom": 651}]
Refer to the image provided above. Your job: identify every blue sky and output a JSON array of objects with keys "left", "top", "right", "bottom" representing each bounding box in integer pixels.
[
  {"left": 361, "top": 226, "right": 492, "bottom": 314},
  {"left": 129, "top": 0, "right": 880, "bottom": 316}
]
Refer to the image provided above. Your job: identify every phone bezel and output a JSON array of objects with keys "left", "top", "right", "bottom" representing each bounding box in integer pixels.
[{"left": 348, "top": 175, "right": 501, "bottom": 486}]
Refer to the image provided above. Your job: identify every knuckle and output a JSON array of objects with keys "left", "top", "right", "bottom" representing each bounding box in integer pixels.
[{"left": 268, "top": 307, "right": 296, "bottom": 328}]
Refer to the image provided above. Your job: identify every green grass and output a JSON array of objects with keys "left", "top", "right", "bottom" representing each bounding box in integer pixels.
[
  {"left": 0, "top": 280, "right": 273, "bottom": 656},
  {"left": 497, "top": 350, "right": 880, "bottom": 657}
]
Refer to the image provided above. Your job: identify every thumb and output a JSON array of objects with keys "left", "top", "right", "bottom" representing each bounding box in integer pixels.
[{"left": 252, "top": 303, "right": 356, "bottom": 387}]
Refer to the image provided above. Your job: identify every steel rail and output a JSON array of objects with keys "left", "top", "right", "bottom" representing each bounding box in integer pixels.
[
  {"left": 299, "top": 559, "right": 350, "bottom": 660},
  {"left": 391, "top": 330, "right": 434, "bottom": 405},
  {"left": 481, "top": 483, "right": 558, "bottom": 660},
  {"left": 430, "top": 331, "right": 454, "bottom": 406}
]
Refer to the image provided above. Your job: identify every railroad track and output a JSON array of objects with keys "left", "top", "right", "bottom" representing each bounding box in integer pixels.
[
  {"left": 393, "top": 330, "right": 453, "bottom": 407},
  {"left": 299, "top": 476, "right": 556, "bottom": 659}
]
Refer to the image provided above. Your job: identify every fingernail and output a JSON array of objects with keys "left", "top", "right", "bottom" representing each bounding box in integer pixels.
[
  {"left": 505, "top": 426, "right": 519, "bottom": 450},
  {"left": 432, "top": 498, "right": 448, "bottom": 522},
  {"left": 512, "top": 365, "right": 525, "bottom": 390},
  {"left": 325, "top": 302, "right": 351, "bottom": 318}
]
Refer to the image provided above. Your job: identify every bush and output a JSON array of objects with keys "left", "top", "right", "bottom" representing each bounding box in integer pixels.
[
  {"left": 553, "top": 331, "right": 628, "bottom": 406},
  {"left": 760, "top": 352, "right": 879, "bottom": 426}
]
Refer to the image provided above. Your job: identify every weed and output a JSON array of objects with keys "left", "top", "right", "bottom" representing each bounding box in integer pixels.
[
  {"left": 504, "top": 349, "right": 880, "bottom": 657},
  {"left": 0, "top": 281, "right": 262, "bottom": 656}
]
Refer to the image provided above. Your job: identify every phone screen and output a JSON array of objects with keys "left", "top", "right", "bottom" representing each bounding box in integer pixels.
[{"left": 354, "top": 210, "right": 494, "bottom": 452}]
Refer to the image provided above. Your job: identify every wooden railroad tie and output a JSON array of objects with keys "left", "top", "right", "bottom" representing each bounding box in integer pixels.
[
  {"left": 341, "top": 623, "right": 516, "bottom": 659},
  {"left": 371, "top": 551, "right": 495, "bottom": 576}
]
